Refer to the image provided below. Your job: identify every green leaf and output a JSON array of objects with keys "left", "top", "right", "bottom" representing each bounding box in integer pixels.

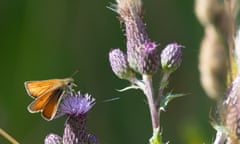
[
  {"left": 160, "top": 93, "right": 186, "bottom": 111},
  {"left": 116, "top": 84, "right": 141, "bottom": 92}
]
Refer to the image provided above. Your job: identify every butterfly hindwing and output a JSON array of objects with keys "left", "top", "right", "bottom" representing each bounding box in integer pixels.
[
  {"left": 42, "top": 89, "right": 64, "bottom": 120},
  {"left": 28, "top": 90, "right": 56, "bottom": 113}
]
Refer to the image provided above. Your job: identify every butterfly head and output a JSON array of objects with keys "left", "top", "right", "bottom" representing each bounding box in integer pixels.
[{"left": 63, "top": 78, "right": 77, "bottom": 90}]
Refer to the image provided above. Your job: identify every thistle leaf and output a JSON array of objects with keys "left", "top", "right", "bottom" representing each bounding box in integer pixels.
[
  {"left": 116, "top": 85, "right": 141, "bottom": 92},
  {"left": 160, "top": 93, "right": 186, "bottom": 111}
]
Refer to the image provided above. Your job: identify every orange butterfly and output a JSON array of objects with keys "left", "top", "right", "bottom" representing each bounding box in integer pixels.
[{"left": 24, "top": 78, "right": 76, "bottom": 121}]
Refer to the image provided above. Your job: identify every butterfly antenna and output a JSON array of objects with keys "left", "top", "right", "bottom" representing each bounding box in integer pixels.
[{"left": 70, "top": 70, "right": 79, "bottom": 78}]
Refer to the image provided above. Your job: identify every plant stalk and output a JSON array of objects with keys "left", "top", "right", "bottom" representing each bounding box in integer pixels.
[
  {"left": 156, "top": 72, "right": 171, "bottom": 109},
  {"left": 143, "top": 75, "right": 159, "bottom": 130}
]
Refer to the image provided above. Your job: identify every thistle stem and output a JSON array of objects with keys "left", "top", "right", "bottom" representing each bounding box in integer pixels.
[
  {"left": 63, "top": 115, "right": 88, "bottom": 144},
  {"left": 213, "top": 131, "right": 227, "bottom": 144},
  {"left": 143, "top": 74, "right": 159, "bottom": 130},
  {"left": 156, "top": 72, "right": 171, "bottom": 109}
]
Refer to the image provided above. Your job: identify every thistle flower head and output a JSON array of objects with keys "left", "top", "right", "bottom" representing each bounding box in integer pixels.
[
  {"left": 59, "top": 91, "right": 95, "bottom": 117},
  {"left": 112, "top": 0, "right": 160, "bottom": 75},
  {"left": 114, "top": 0, "right": 147, "bottom": 51},
  {"left": 160, "top": 43, "right": 183, "bottom": 73},
  {"left": 128, "top": 41, "right": 160, "bottom": 75},
  {"left": 115, "top": 0, "right": 142, "bottom": 19},
  {"left": 49, "top": 91, "right": 99, "bottom": 144},
  {"left": 109, "top": 48, "right": 135, "bottom": 80}
]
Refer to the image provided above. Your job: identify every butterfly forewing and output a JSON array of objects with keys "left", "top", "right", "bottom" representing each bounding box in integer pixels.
[{"left": 25, "top": 79, "right": 61, "bottom": 98}]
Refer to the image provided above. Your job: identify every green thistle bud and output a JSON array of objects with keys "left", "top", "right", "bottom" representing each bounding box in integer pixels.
[
  {"left": 160, "top": 43, "right": 183, "bottom": 73},
  {"left": 109, "top": 49, "right": 135, "bottom": 80}
]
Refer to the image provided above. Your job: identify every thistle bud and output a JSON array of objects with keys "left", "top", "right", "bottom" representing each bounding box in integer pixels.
[
  {"left": 44, "top": 134, "right": 62, "bottom": 144},
  {"left": 128, "top": 41, "right": 160, "bottom": 75},
  {"left": 88, "top": 134, "right": 99, "bottom": 144},
  {"left": 113, "top": 0, "right": 160, "bottom": 75},
  {"left": 109, "top": 49, "right": 135, "bottom": 79},
  {"left": 160, "top": 43, "right": 183, "bottom": 73}
]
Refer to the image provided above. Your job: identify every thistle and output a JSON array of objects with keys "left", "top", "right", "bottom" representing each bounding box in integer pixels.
[
  {"left": 109, "top": 48, "right": 135, "bottom": 80},
  {"left": 114, "top": 0, "right": 160, "bottom": 75},
  {"left": 160, "top": 43, "right": 183, "bottom": 74},
  {"left": 44, "top": 91, "right": 98, "bottom": 144},
  {"left": 109, "top": 0, "right": 184, "bottom": 143}
]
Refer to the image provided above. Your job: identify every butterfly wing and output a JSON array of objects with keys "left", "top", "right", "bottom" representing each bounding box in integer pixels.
[
  {"left": 24, "top": 79, "right": 60, "bottom": 98},
  {"left": 27, "top": 89, "right": 58, "bottom": 113},
  {"left": 25, "top": 78, "right": 74, "bottom": 120},
  {"left": 42, "top": 89, "right": 64, "bottom": 120}
]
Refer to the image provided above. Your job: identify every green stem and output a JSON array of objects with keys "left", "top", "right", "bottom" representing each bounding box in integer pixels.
[{"left": 156, "top": 72, "right": 171, "bottom": 109}]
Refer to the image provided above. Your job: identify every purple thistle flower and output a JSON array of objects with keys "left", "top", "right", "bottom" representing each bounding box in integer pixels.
[
  {"left": 114, "top": 0, "right": 160, "bottom": 75},
  {"left": 59, "top": 91, "right": 95, "bottom": 117},
  {"left": 109, "top": 48, "right": 135, "bottom": 80},
  {"left": 60, "top": 91, "right": 97, "bottom": 144},
  {"left": 45, "top": 91, "right": 98, "bottom": 144},
  {"left": 160, "top": 43, "right": 183, "bottom": 73}
]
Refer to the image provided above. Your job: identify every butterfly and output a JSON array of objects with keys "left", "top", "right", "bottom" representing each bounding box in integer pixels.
[{"left": 24, "top": 78, "right": 76, "bottom": 121}]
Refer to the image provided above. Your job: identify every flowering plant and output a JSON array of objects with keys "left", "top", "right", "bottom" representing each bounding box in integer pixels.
[{"left": 109, "top": 0, "right": 184, "bottom": 143}]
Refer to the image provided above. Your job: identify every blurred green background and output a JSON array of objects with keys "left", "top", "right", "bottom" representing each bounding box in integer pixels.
[{"left": 0, "top": 0, "right": 214, "bottom": 143}]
